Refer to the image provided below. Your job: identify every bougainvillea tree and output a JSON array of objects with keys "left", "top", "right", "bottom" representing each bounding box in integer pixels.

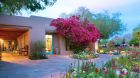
[{"left": 51, "top": 16, "right": 100, "bottom": 53}]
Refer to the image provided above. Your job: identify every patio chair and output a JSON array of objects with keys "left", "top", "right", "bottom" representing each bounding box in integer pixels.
[
  {"left": 17, "top": 48, "right": 22, "bottom": 55},
  {"left": 21, "top": 45, "right": 28, "bottom": 56}
]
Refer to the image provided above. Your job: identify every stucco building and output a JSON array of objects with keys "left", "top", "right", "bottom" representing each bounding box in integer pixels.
[
  {"left": 0, "top": 14, "right": 74, "bottom": 57},
  {"left": 0, "top": 15, "right": 98, "bottom": 59}
]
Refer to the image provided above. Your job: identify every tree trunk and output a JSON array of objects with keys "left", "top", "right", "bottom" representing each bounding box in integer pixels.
[{"left": 88, "top": 42, "right": 95, "bottom": 54}]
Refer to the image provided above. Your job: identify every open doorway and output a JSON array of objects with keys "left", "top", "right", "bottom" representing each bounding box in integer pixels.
[{"left": 46, "top": 34, "right": 54, "bottom": 54}]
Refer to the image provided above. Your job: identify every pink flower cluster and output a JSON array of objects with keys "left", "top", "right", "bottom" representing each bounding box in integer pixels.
[
  {"left": 51, "top": 16, "right": 100, "bottom": 46},
  {"left": 103, "top": 67, "right": 107, "bottom": 74},
  {"left": 120, "top": 69, "right": 128, "bottom": 75}
]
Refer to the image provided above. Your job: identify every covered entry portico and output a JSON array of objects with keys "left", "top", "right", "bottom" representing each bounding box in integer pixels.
[
  {"left": 0, "top": 25, "right": 30, "bottom": 60},
  {"left": 0, "top": 14, "right": 71, "bottom": 60}
]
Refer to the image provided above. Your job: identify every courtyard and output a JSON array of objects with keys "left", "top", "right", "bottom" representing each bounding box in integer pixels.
[
  {"left": 0, "top": 53, "right": 117, "bottom": 78},
  {"left": 0, "top": 0, "right": 140, "bottom": 78}
]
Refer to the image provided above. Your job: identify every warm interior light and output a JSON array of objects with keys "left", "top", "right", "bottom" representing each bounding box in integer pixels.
[
  {"left": 45, "top": 35, "right": 52, "bottom": 52},
  {"left": 45, "top": 35, "right": 52, "bottom": 39},
  {"left": 0, "top": 38, "right": 3, "bottom": 43}
]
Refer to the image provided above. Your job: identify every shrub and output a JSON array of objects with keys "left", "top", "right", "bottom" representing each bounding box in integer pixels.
[
  {"left": 51, "top": 16, "right": 100, "bottom": 54},
  {"left": 30, "top": 40, "right": 48, "bottom": 60},
  {"left": 31, "top": 52, "right": 48, "bottom": 60},
  {"left": 72, "top": 51, "right": 98, "bottom": 60},
  {"left": 129, "top": 38, "right": 139, "bottom": 46}
]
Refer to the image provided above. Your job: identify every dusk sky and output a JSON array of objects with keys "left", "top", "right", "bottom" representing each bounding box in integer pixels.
[{"left": 22, "top": 0, "right": 140, "bottom": 35}]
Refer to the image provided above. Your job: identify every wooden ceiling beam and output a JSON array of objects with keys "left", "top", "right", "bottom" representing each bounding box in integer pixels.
[{"left": 0, "top": 30, "right": 27, "bottom": 40}]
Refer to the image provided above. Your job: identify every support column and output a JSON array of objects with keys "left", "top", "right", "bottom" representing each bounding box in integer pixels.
[
  {"left": 58, "top": 35, "right": 66, "bottom": 55},
  {"left": 29, "top": 27, "right": 46, "bottom": 57}
]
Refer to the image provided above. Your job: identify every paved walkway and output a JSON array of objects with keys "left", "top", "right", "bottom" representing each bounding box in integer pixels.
[{"left": 0, "top": 53, "right": 118, "bottom": 78}]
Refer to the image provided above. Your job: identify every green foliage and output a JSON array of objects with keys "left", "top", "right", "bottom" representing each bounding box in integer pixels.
[
  {"left": 30, "top": 40, "right": 47, "bottom": 60},
  {"left": 60, "top": 7, "right": 93, "bottom": 22},
  {"left": 113, "top": 37, "right": 123, "bottom": 45},
  {"left": 129, "top": 38, "right": 139, "bottom": 46},
  {"left": 107, "top": 41, "right": 115, "bottom": 50},
  {"left": 0, "top": 0, "right": 57, "bottom": 15},
  {"left": 99, "top": 39, "right": 108, "bottom": 46},
  {"left": 34, "top": 40, "right": 45, "bottom": 52},
  {"left": 72, "top": 7, "right": 93, "bottom": 22},
  {"left": 133, "top": 25, "right": 140, "bottom": 40},
  {"left": 92, "top": 11, "right": 125, "bottom": 39},
  {"left": 31, "top": 52, "right": 48, "bottom": 60},
  {"left": 69, "top": 43, "right": 86, "bottom": 54},
  {"left": 72, "top": 51, "right": 98, "bottom": 60},
  {"left": 131, "top": 24, "right": 140, "bottom": 47},
  {"left": 98, "top": 47, "right": 111, "bottom": 54},
  {"left": 65, "top": 36, "right": 86, "bottom": 54},
  {"left": 65, "top": 60, "right": 138, "bottom": 78}
]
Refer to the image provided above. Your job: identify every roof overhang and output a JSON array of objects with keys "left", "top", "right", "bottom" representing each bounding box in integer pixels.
[{"left": 0, "top": 24, "right": 30, "bottom": 40}]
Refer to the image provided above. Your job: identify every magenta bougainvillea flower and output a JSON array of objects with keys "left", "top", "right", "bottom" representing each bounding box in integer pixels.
[{"left": 51, "top": 16, "right": 100, "bottom": 52}]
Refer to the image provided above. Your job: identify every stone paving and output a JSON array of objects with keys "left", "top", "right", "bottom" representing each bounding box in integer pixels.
[{"left": 0, "top": 53, "right": 118, "bottom": 78}]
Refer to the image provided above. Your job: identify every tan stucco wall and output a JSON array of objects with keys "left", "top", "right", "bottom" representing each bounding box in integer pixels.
[
  {"left": 53, "top": 34, "right": 69, "bottom": 55},
  {"left": 58, "top": 35, "right": 67, "bottom": 55},
  {"left": 53, "top": 34, "right": 60, "bottom": 54},
  {"left": 0, "top": 15, "right": 30, "bottom": 27}
]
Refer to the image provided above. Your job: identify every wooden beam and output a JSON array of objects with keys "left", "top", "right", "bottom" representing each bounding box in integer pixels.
[{"left": 0, "top": 30, "right": 26, "bottom": 40}]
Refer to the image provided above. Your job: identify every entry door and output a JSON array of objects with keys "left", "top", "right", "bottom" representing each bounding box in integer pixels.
[{"left": 46, "top": 34, "right": 54, "bottom": 54}]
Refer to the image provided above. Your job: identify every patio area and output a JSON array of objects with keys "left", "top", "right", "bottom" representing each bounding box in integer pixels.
[{"left": 0, "top": 53, "right": 118, "bottom": 78}]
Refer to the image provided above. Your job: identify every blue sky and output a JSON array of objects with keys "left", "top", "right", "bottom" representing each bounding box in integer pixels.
[{"left": 22, "top": 0, "right": 140, "bottom": 35}]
